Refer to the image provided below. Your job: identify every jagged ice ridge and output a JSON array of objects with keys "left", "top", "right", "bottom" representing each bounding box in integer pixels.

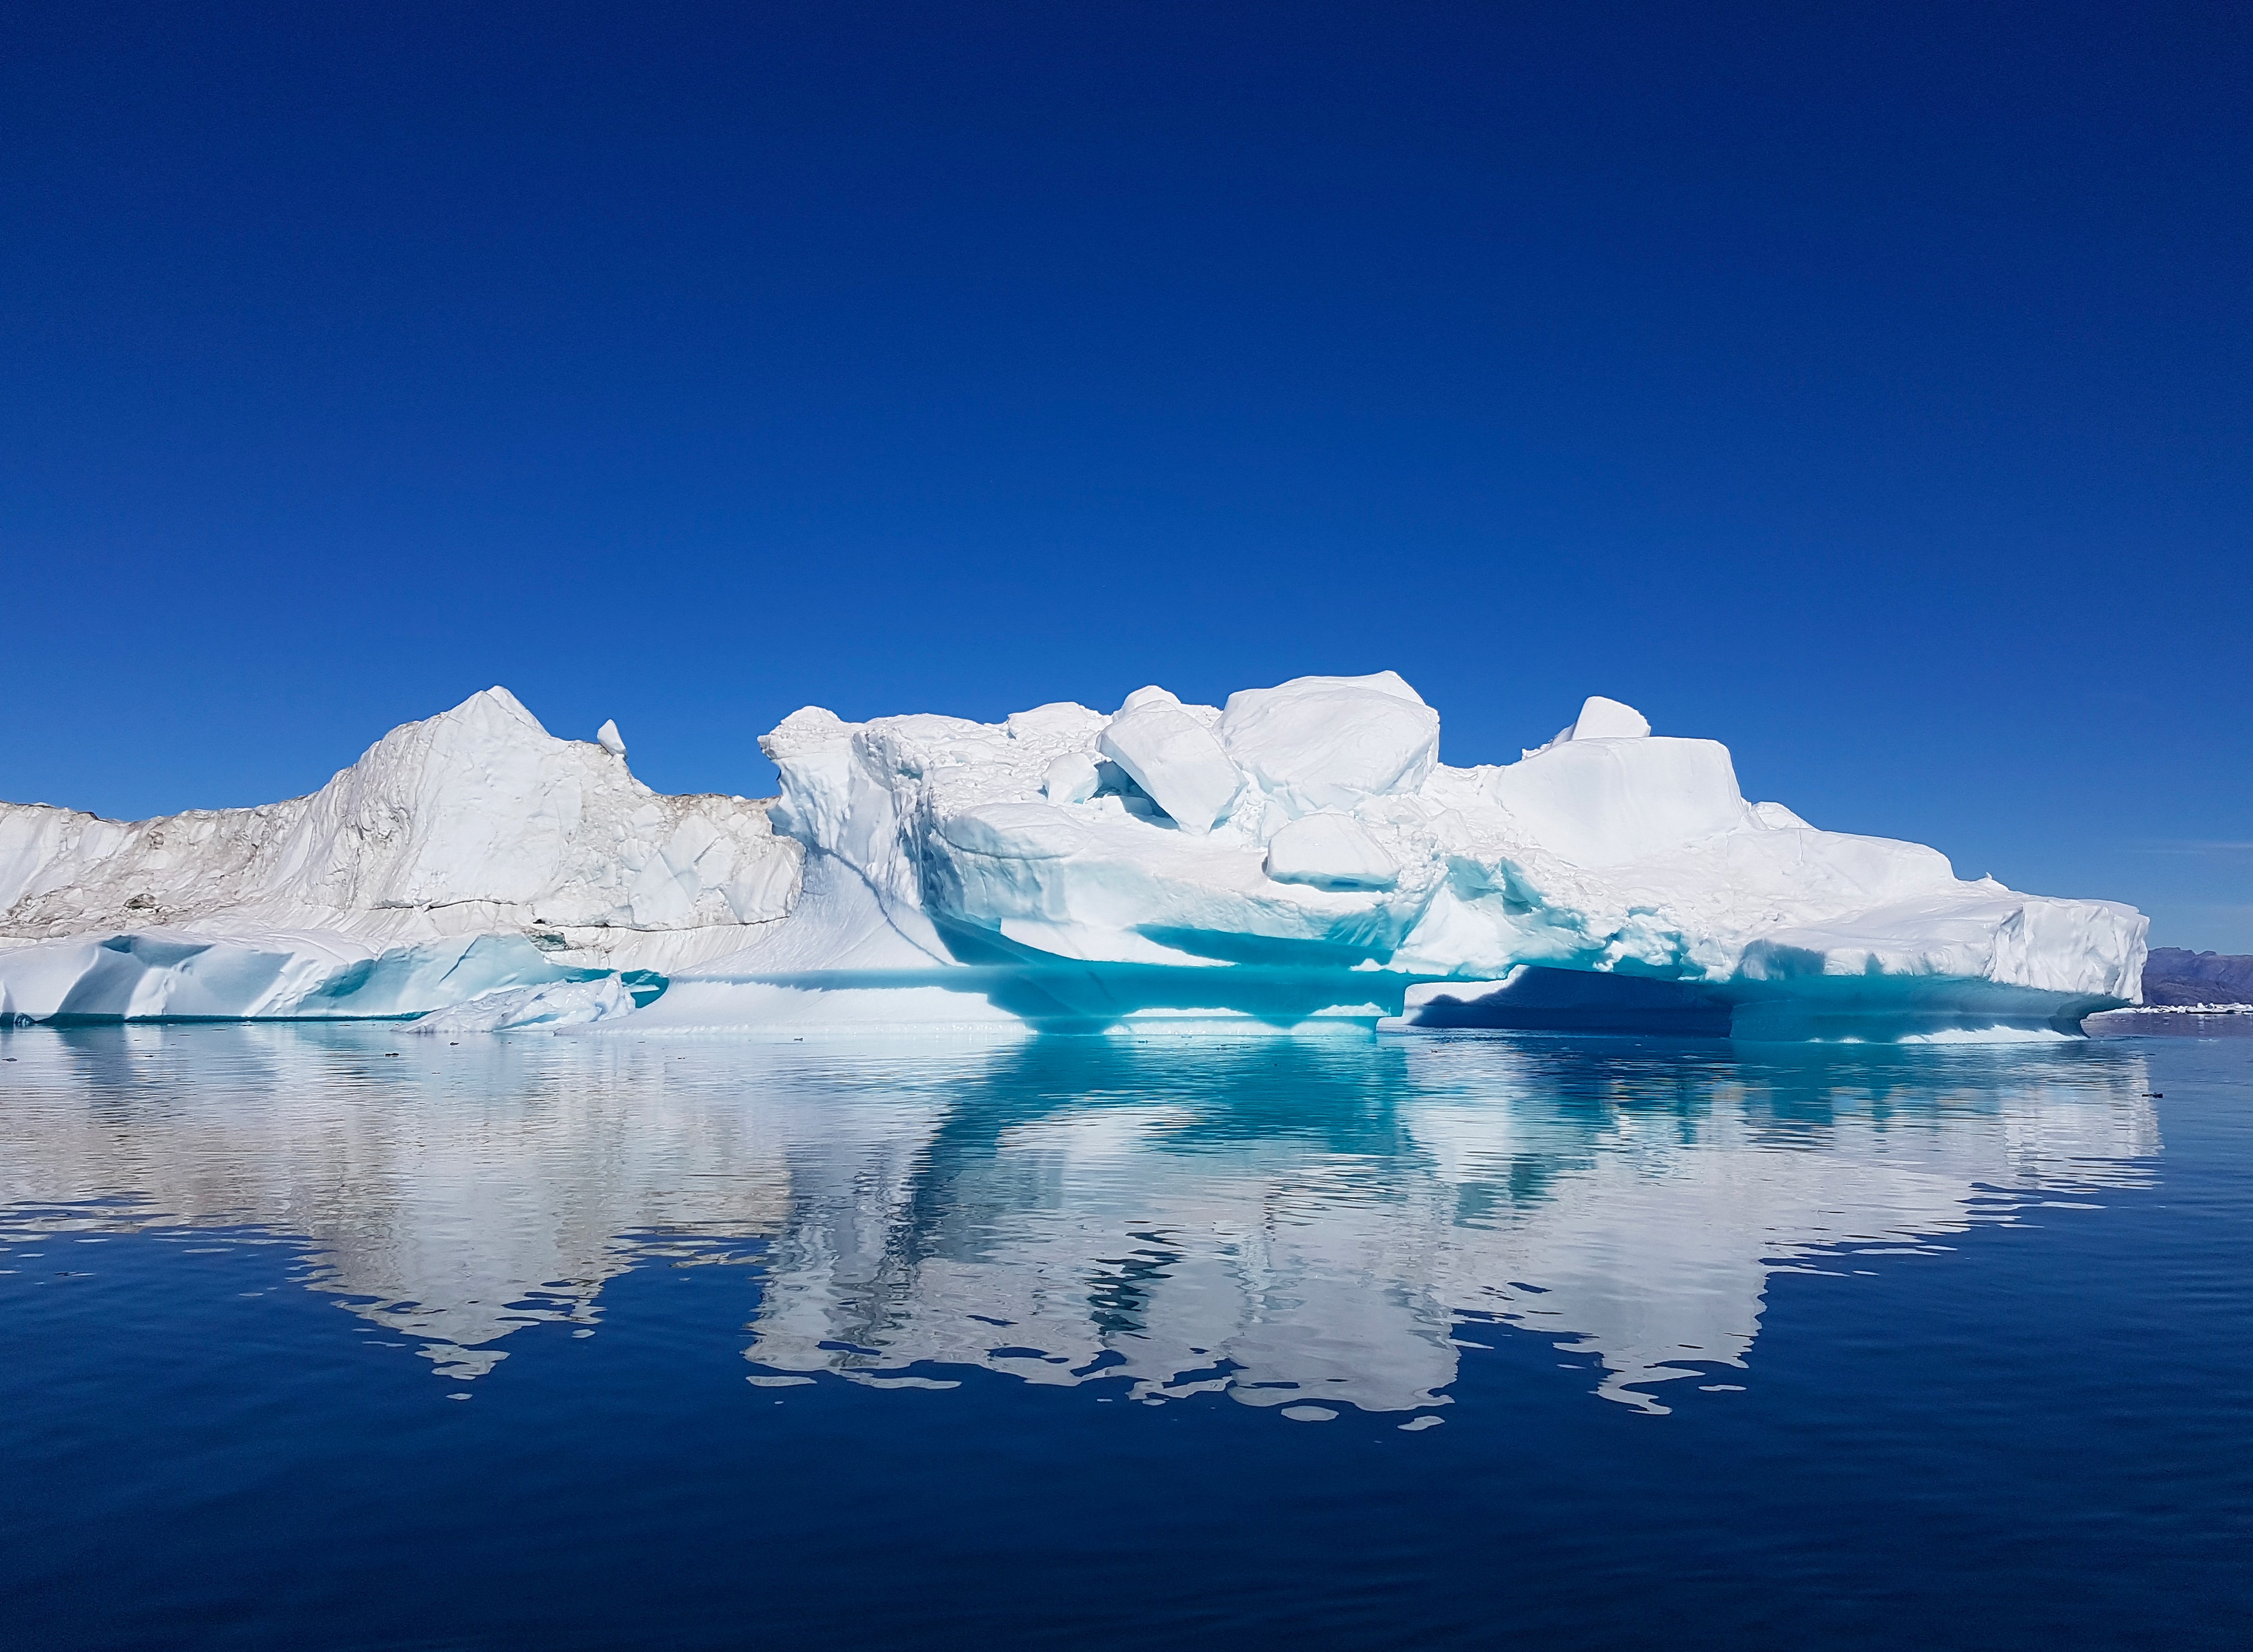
[{"left": 0, "top": 688, "right": 798, "bottom": 1024}]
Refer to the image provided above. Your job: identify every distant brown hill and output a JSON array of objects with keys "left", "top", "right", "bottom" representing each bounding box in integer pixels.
[{"left": 2144, "top": 948, "right": 2253, "bottom": 1006}]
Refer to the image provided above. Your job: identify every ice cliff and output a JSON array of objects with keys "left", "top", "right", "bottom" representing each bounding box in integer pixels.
[
  {"left": 0, "top": 688, "right": 800, "bottom": 1023},
  {"left": 0, "top": 673, "right": 2146, "bottom": 1038}
]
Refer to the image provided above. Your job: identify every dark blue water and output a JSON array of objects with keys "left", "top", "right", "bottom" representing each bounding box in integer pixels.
[{"left": 2, "top": 1024, "right": 2247, "bottom": 1650}]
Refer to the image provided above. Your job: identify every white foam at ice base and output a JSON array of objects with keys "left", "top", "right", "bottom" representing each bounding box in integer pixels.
[
  {"left": 0, "top": 672, "right": 2149, "bottom": 1038},
  {"left": 0, "top": 688, "right": 800, "bottom": 1022},
  {"left": 1894, "top": 1025, "right": 2078, "bottom": 1043}
]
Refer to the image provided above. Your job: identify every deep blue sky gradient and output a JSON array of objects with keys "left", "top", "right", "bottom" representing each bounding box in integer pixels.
[{"left": 5, "top": 2, "right": 2248, "bottom": 944}]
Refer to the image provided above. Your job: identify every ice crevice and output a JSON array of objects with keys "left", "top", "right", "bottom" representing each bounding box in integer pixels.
[{"left": 0, "top": 677, "right": 2146, "bottom": 1039}]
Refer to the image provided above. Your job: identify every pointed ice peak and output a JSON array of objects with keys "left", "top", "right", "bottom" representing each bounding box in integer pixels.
[
  {"left": 450, "top": 686, "right": 546, "bottom": 732},
  {"left": 1567, "top": 696, "right": 1651, "bottom": 741},
  {"left": 595, "top": 719, "right": 627, "bottom": 758}
]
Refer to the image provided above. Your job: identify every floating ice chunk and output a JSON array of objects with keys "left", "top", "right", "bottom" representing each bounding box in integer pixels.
[
  {"left": 595, "top": 719, "right": 627, "bottom": 757},
  {"left": 1043, "top": 753, "right": 1100, "bottom": 805},
  {"left": 1097, "top": 703, "right": 1242, "bottom": 835},
  {"left": 1567, "top": 696, "right": 1651, "bottom": 741},
  {"left": 1218, "top": 672, "right": 1439, "bottom": 816},
  {"left": 1264, "top": 812, "right": 1400, "bottom": 891},
  {"left": 409, "top": 975, "right": 637, "bottom": 1033}
]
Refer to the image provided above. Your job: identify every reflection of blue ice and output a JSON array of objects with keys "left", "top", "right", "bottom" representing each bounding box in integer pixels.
[
  {"left": 743, "top": 1039, "right": 2158, "bottom": 1413},
  {"left": 0, "top": 1027, "right": 2158, "bottom": 1413}
]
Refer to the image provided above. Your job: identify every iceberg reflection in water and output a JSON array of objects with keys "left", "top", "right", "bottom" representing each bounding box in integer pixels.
[{"left": 0, "top": 1026, "right": 2158, "bottom": 1413}]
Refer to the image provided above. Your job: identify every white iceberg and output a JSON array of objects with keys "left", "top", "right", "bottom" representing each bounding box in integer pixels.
[
  {"left": 632, "top": 676, "right": 2145, "bottom": 1040},
  {"left": 0, "top": 688, "right": 800, "bottom": 1024}
]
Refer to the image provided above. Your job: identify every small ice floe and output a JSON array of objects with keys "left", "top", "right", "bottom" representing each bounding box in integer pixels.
[{"left": 408, "top": 975, "right": 638, "bottom": 1034}]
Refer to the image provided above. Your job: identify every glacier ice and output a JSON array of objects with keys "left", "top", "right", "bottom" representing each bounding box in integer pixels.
[
  {"left": 0, "top": 688, "right": 799, "bottom": 1023},
  {"left": 0, "top": 671, "right": 2148, "bottom": 1039},
  {"left": 635, "top": 672, "right": 2145, "bottom": 1040}
]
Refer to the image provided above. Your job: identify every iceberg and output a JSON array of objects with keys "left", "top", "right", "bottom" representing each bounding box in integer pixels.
[
  {"left": 0, "top": 688, "right": 800, "bottom": 1023},
  {"left": 0, "top": 673, "right": 2146, "bottom": 1039},
  {"left": 632, "top": 674, "right": 2145, "bottom": 1041}
]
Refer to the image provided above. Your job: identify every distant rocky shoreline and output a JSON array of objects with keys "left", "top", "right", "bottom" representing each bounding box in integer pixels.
[{"left": 2143, "top": 948, "right": 2253, "bottom": 1008}]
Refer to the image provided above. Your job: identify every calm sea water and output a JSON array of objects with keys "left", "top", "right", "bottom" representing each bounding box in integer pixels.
[{"left": 2, "top": 1023, "right": 2247, "bottom": 1650}]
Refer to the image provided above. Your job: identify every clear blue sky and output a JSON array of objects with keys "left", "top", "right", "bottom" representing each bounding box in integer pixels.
[{"left": 5, "top": 3, "right": 2248, "bottom": 947}]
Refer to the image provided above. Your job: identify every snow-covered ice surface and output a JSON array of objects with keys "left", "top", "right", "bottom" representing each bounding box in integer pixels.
[
  {"left": 0, "top": 689, "right": 800, "bottom": 1023},
  {"left": 0, "top": 673, "right": 2145, "bottom": 1039},
  {"left": 628, "top": 673, "right": 2146, "bottom": 1041}
]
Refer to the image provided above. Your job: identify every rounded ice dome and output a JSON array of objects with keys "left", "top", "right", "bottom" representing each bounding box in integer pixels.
[{"left": 1217, "top": 672, "right": 1440, "bottom": 817}]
